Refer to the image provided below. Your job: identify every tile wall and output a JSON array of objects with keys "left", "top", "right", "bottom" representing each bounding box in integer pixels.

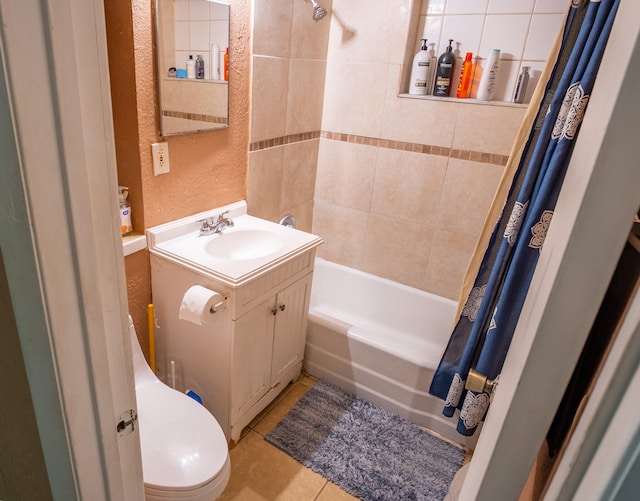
[
  {"left": 248, "top": 0, "right": 332, "bottom": 231},
  {"left": 414, "top": 0, "right": 568, "bottom": 102},
  {"left": 250, "top": 0, "right": 566, "bottom": 300}
]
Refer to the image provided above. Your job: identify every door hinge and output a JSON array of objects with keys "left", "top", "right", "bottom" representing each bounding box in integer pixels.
[{"left": 116, "top": 409, "right": 138, "bottom": 437}]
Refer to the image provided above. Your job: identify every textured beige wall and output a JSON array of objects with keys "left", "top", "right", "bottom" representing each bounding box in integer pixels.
[{"left": 105, "top": 0, "right": 250, "bottom": 351}]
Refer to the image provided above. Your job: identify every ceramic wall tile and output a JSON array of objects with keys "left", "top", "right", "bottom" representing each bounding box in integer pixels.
[
  {"left": 422, "top": 0, "right": 446, "bottom": 15},
  {"left": 313, "top": 201, "right": 369, "bottom": 268},
  {"left": 251, "top": 56, "right": 289, "bottom": 142},
  {"left": 314, "top": 139, "right": 376, "bottom": 212},
  {"left": 370, "top": 149, "right": 448, "bottom": 225},
  {"left": 452, "top": 103, "right": 526, "bottom": 155},
  {"left": 174, "top": 0, "right": 188, "bottom": 21},
  {"left": 424, "top": 229, "right": 477, "bottom": 299},
  {"left": 247, "top": 148, "right": 285, "bottom": 222},
  {"left": 322, "top": 61, "right": 387, "bottom": 137},
  {"left": 534, "top": 0, "right": 569, "bottom": 14},
  {"left": 445, "top": 0, "right": 489, "bottom": 15},
  {"left": 253, "top": 0, "right": 293, "bottom": 58},
  {"left": 361, "top": 214, "right": 435, "bottom": 290},
  {"left": 280, "top": 140, "right": 319, "bottom": 212},
  {"left": 436, "top": 158, "right": 504, "bottom": 238},
  {"left": 188, "top": 0, "right": 209, "bottom": 20},
  {"left": 487, "top": 0, "right": 535, "bottom": 14},
  {"left": 189, "top": 20, "right": 209, "bottom": 52},
  {"left": 438, "top": 14, "right": 485, "bottom": 59},
  {"left": 290, "top": 0, "right": 332, "bottom": 60},
  {"left": 523, "top": 13, "right": 564, "bottom": 61},
  {"left": 286, "top": 59, "right": 326, "bottom": 135},
  {"left": 478, "top": 14, "right": 530, "bottom": 60}
]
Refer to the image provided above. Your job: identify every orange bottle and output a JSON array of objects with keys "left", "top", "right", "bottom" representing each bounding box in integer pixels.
[
  {"left": 456, "top": 52, "right": 473, "bottom": 98},
  {"left": 224, "top": 48, "right": 229, "bottom": 81}
]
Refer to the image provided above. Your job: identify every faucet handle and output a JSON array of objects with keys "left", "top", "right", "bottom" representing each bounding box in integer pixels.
[
  {"left": 197, "top": 218, "right": 212, "bottom": 234},
  {"left": 216, "top": 210, "right": 230, "bottom": 222}
]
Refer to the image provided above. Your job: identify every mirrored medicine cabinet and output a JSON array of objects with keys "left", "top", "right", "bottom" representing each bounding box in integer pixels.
[{"left": 155, "top": 0, "right": 230, "bottom": 135}]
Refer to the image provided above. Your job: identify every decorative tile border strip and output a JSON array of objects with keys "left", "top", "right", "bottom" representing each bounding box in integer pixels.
[
  {"left": 249, "top": 130, "right": 509, "bottom": 167},
  {"left": 249, "top": 131, "right": 321, "bottom": 152},
  {"left": 163, "top": 110, "right": 228, "bottom": 126}
]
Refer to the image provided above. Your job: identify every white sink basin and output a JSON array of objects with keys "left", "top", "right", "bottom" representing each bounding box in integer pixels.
[
  {"left": 204, "top": 229, "right": 285, "bottom": 261},
  {"left": 146, "top": 202, "right": 323, "bottom": 283}
]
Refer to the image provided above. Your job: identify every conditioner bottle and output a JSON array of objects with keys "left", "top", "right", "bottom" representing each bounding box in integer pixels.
[
  {"left": 408, "top": 39, "right": 430, "bottom": 95},
  {"left": 476, "top": 49, "right": 501, "bottom": 101},
  {"left": 433, "top": 39, "right": 455, "bottom": 97},
  {"left": 186, "top": 55, "right": 196, "bottom": 79},
  {"left": 456, "top": 52, "right": 473, "bottom": 98}
]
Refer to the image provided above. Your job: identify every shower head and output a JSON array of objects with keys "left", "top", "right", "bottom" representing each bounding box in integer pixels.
[{"left": 309, "top": 0, "right": 328, "bottom": 22}]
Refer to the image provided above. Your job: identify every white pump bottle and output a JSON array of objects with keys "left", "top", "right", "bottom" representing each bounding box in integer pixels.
[{"left": 409, "top": 39, "right": 430, "bottom": 95}]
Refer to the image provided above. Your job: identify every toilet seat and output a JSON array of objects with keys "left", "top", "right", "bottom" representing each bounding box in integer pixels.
[{"left": 129, "top": 316, "right": 230, "bottom": 500}]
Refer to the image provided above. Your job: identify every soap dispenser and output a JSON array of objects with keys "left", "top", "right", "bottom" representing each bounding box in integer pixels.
[
  {"left": 409, "top": 38, "right": 430, "bottom": 95},
  {"left": 186, "top": 55, "right": 196, "bottom": 79},
  {"left": 433, "top": 39, "right": 455, "bottom": 97},
  {"left": 118, "top": 186, "right": 132, "bottom": 237}
]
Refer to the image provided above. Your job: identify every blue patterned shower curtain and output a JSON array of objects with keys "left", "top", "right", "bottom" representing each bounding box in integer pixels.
[{"left": 429, "top": 0, "right": 620, "bottom": 437}]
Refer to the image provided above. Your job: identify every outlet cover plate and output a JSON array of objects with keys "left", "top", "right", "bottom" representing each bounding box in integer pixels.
[{"left": 152, "top": 142, "right": 170, "bottom": 175}]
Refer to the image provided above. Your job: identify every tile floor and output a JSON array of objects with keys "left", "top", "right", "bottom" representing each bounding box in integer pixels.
[{"left": 218, "top": 375, "right": 360, "bottom": 500}]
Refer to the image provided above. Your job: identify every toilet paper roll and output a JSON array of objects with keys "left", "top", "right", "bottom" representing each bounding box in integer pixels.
[{"left": 178, "top": 285, "right": 225, "bottom": 325}]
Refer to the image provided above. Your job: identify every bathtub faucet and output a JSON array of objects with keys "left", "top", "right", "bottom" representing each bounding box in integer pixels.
[{"left": 198, "top": 210, "right": 234, "bottom": 235}]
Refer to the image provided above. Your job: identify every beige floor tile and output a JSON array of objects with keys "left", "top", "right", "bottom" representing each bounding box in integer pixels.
[
  {"left": 317, "top": 482, "right": 361, "bottom": 501},
  {"left": 219, "top": 430, "right": 327, "bottom": 501}
]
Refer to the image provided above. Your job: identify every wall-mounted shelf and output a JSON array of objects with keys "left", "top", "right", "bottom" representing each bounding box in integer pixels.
[
  {"left": 398, "top": 93, "right": 528, "bottom": 108},
  {"left": 122, "top": 232, "right": 147, "bottom": 256}
]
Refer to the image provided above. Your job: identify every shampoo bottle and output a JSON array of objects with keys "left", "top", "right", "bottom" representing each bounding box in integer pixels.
[
  {"left": 513, "top": 65, "right": 530, "bottom": 103},
  {"left": 195, "top": 54, "right": 204, "bottom": 79},
  {"left": 408, "top": 39, "right": 430, "bottom": 95},
  {"left": 476, "top": 49, "right": 501, "bottom": 101},
  {"left": 433, "top": 39, "right": 455, "bottom": 97},
  {"left": 186, "top": 54, "right": 196, "bottom": 79},
  {"left": 118, "top": 186, "right": 132, "bottom": 237},
  {"left": 211, "top": 43, "right": 220, "bottom": 80},
  {"left": 456, "top": 52, "right": 473, "bottom": 98},
  {"left": 224, "top": 48, "right": 229, "bottom": 81}
]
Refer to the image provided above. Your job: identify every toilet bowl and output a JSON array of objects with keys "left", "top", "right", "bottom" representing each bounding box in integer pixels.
[{"left": 129, "top": 316, "right": 230, "bottom": 500}]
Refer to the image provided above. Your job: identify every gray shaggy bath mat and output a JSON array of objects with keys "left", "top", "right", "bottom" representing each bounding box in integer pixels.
[{"left": 264, "top": 379, "right": 465, "bottom": 501}]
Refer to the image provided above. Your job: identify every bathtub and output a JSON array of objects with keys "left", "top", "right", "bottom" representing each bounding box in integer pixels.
[{"left": 304, "top": 258, "right": 478, "bottom": 449}]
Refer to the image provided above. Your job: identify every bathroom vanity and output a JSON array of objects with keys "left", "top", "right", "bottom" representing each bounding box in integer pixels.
[{"left": 146, "top": 201, "right": 322, "bottom": 444}]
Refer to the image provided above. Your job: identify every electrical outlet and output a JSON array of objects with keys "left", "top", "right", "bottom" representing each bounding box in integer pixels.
[{"left": 151, "top": 142, "right": 170, "bottom": 175}]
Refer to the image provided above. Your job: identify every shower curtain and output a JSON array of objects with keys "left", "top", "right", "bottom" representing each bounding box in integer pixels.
[{"left": 429, "top": 0, "right": 620, "bottom": 437}]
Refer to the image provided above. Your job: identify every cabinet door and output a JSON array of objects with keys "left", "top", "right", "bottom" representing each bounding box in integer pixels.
[
  {"left": 230, "top": 297, "right": 274, "bottom": 425},
  {"left": 271, "top": 274, "right": 312, "bottom": 385}
]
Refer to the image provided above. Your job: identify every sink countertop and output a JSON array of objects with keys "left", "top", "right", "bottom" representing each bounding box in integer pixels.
[{"left": 146, "top": 201, "right": 323, "bottom": 285}]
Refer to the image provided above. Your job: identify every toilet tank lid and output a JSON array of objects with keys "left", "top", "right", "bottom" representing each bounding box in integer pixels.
[{"left": 137, "top": 382, "right": 229, "bottom": 490}]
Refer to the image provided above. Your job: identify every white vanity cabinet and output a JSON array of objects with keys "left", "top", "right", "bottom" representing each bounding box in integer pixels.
[
  {"left": 230, "top": 272, "right": 312, "bottom": 430},
  {"left": 147, "top": 205, "right": 322, "bottom": 445}
]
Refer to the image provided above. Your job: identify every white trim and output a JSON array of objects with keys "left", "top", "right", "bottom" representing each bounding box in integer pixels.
[
  {"left": 0, "top": 0, "right": 143, "bottom": 498},
  {"left": 459, "top": 2, "right": 640, "bottom": 499}
]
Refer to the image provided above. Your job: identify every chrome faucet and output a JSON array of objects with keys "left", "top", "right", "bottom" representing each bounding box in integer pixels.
[{"left": 198, "top": 210, "right": 234, "bottom": 235}]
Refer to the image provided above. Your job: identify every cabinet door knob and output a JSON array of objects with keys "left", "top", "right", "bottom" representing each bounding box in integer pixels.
[{"left": 279, "top": 304, "right": 286, "bottom": 312}]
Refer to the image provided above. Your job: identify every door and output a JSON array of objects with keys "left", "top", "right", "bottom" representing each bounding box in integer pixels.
[
  {"left": 0, "top": 0, "right": 143, "bottom": 498},
  {"left": 271, "top": 274, "right": 313, "bottom": 385},
  {"left": 231, "top": 297, "right": 275, "bottom": 424}
]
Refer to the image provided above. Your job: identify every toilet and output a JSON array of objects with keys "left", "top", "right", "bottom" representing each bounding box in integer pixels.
[{"left": 129, "top": 316, "right": 231, "bottom": 500}]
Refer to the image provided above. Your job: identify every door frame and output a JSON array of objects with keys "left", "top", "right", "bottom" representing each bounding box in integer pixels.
[{"left": 0, "top": 0, "right": 143, "bottom": 498}]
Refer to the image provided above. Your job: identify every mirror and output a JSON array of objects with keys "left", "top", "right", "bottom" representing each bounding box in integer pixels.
[{"left": 156, "top": 0, "right": 230, "bottom": 135}]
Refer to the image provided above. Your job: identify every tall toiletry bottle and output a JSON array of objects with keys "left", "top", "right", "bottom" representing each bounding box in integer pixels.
[
  {"left": 195, "top": 54, "right": 204, "bottom": 79},
  {"left": 476, "top": 48, "right": 501, "bottom": 101},
  {"left": 513, "top": 65, "right": 530, "bottom": 103},
  {"left": 224, "top": 48, "right": 229, "bottom": 81},
  {"left": 211, "top": 43, "right": 220, "bottom": 80},
  {"left": 408, "top": 39, "right": 430, "bottom": 95},
  {"left": 456, "top": 52, "right": 473, "bottom": 98},
  {"left": 186, "top": 54, "right": 196, "bottom": 79},
  {"left": 118, "top": 186, "right": 132, "bottom": 237},
  {"left": 433, "top": 39, "right": 455, "bottom": 97}
]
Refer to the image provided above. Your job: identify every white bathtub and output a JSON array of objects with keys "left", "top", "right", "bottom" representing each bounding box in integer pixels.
[{"left": 304, "top": 258, "right": 478, "bottom": 449}]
